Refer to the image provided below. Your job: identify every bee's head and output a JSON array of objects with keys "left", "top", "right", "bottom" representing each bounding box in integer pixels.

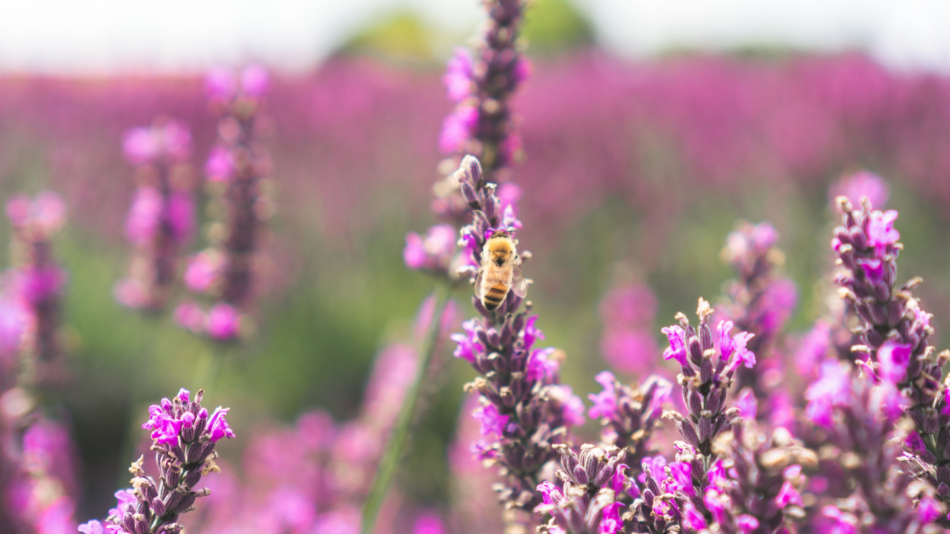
[
  {"left": 490, "top": 229, "right": 510, "bottom": 239},
  {"left": 487, "top": 232, "right": 515, "bottom": 266}
]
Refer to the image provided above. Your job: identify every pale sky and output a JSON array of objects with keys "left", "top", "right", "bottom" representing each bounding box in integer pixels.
[{"left": 1, "top": 0, "right": 949, "bottom": 74}]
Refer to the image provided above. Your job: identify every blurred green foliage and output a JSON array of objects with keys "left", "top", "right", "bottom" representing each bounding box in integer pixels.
[{"left": 522, "top": 0, "right": 595, "bottom": 54}]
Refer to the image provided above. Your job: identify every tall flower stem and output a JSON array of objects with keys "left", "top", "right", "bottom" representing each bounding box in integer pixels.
[{"left": 360, "top": 283, "right": 450, "bottom": 534}]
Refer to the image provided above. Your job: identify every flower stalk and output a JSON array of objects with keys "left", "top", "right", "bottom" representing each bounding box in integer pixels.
[{"left": 361, "top": 284, "right": 451, "bottom": 534}]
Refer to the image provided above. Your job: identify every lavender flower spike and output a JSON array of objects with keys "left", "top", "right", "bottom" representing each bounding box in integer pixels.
[
  {"left": 452, "top": 155, "right": 584, "bottom": 512},
  {"left": 628, "top": 299, "right": 754, "bottom": 532},
  {"left": 831, "top": 196, "right": 950, "bottom": 526},
  {"left": 438, "top": 0, "right": 527, "bottom": 177},
  {"left": 588, "top": 371, "right": 671, "bottom": 477},
  {"left": 114, "top": 118, "right": 195, "bottom": 312},
  {"left": 662, "top": 299, "right": 752, "bottom": 458},
  {"left": 176, "top": 66, "right": 275, "bottom": 341},
  {"left": 718, "top": 221, "right": 797, "bottom": 400},
  {"left": 78, "top": 388, "right": 234, "bottom": 534},
  {"left": 6, "top": 190, "right": 67, "bottom": 371},
  {"left": 432, "top": 0, "right": 529, "bottom": 225},
  {"left": 535, "top": 444, "right": 630, "bottom": 534}
]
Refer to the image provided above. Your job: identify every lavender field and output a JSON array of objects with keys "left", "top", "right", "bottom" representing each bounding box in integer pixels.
[{"left": 3, "top": 1, "right": 950, "bottom": 533}]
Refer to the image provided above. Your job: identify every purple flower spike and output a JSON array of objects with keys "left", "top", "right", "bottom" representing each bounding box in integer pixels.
[
  {"left": 80, "top": 389, "right": 232, "bottom": 534},
  {"left": 589, "top": 371, "right": 669, "bottom": 477},
  {"left": 115, "top": 118, "right": 196, "bottom": 312},
  {"left": 535, "top": 445, "right": 629, "bottom": 534},
  {"left": 6, "top": 191, "right": 67, "bottom": 368},
  {"left": 429, "top": 0, "right": 530, "bottom": 226},
  {"left": 178, "top": 65, "right": 274, "bottom": 341},
  {"left": 831, "top": 193, "right": 950, "bottom": 528},
  {"left": 718, "top": 221, "right": 796, "bottom": 409},
  {"left": 447, "top": 152, "right": 583, "bottom": 512}
]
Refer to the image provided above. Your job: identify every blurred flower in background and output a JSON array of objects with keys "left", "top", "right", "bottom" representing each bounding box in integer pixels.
[{"left": 1, "top": 0, "right": 950, "bottom": 532}]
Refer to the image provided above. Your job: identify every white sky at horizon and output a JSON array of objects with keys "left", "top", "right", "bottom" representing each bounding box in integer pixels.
[{"left": 1, "top": 0, "right": 949, "bottom": 74}]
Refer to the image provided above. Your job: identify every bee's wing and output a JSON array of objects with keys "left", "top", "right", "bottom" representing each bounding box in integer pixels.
[
  {"left": 511, "top": 266, "right": 528, "bottom": 298},
  {"left": 474, "top": 269, "right": 486, "bottom": 299}
]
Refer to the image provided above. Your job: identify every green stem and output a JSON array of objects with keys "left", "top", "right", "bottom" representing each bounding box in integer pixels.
[{"left": 361, "top": 283, "right": 450, "bottom": 534}]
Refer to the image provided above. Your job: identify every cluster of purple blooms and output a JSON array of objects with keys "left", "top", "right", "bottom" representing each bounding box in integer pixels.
[
  {"left": 437, "top": 161, "right": 945, "bottom": 533},
  {"left": 175, "top": 65, "right": 274, "bottom": 342},
  {"left": 428, "top": 0, "right": 528, "bottom": 229},
  {"left": 448, "top": 155, "right": 585, "bottom": 513},
  {"left": 5, "top": 0, "right": 950, "bottom": 532},
  {"left": 164, "top": 297, "right": 455, "bottom": 534},
  {"left": 400, "top": 2, "right": 950, "bottom": 532},
  {"left": 110, "top": 66, "right": 274, "bottom": 341},
  {"left": 77, "top": 388, "right": 234, "bottom": 534},
  {"left": 437, "top": 0, "right": 528, "bottom": 175},
  {"left": 114, "top": 119, "right": 196, "bottom": 311}
]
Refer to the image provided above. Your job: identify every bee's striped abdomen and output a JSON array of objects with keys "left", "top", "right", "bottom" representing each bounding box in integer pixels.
[{"left": 483, "top": 283, "right": 509, "bottom": 311}]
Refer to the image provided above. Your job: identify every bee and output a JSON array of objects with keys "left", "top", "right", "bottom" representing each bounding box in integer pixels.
[{"left": 475, "top": 230, "right": 527, "bottom": 311}]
